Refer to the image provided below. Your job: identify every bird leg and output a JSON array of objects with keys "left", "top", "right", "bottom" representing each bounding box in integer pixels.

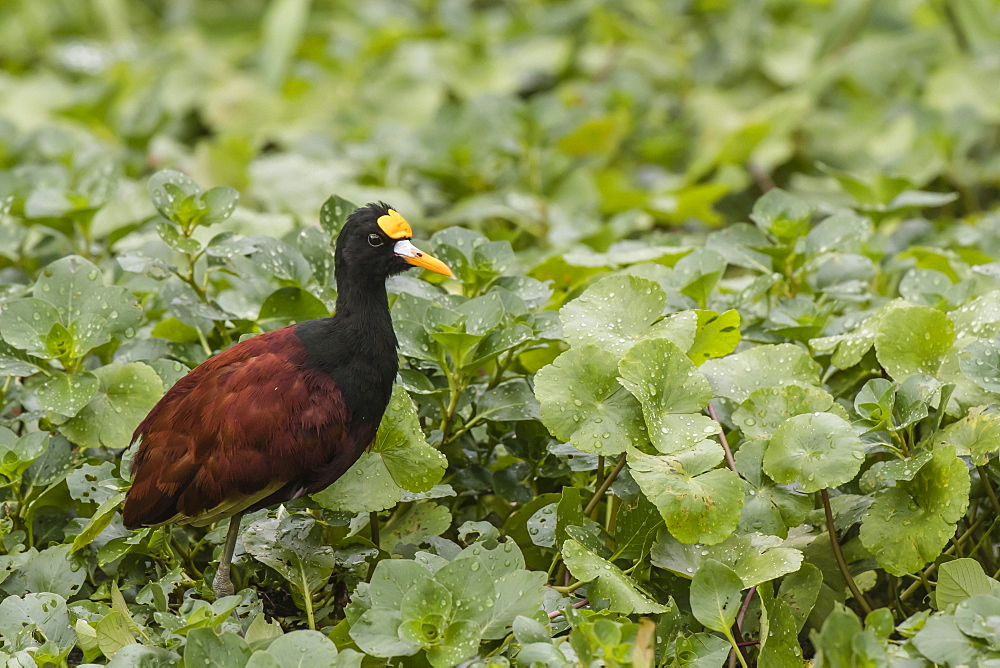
[{"left": 213, "top": 511, "right": 244, "bottom": 600}]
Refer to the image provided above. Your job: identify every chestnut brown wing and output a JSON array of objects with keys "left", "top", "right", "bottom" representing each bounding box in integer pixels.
[{"left": 122, "top": 326, "right": 359, "bottom": 528}]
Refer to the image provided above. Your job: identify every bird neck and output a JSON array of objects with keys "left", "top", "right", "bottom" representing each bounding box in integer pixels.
[
  {"left": 333, "top": 279, "right": 391, "bottom": 328},
  {"left": 296, "top": 278, "right": 398, "bottom": 366},
  {"left": 295, "top": 276, "right": 398, "bottom": 430}
]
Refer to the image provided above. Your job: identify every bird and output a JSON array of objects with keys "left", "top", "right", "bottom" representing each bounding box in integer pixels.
[{"left": 122, "top": 202, "right": 454, "bottom": 600}]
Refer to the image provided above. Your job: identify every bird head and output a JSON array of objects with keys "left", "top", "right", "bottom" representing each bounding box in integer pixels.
[{"left": 336, "top": 202, "right": 454, "bottom": 280}]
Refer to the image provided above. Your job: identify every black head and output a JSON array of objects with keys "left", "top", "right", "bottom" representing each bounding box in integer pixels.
[{"left": 334, "top": 202, "right": 453, "bottom": 285}]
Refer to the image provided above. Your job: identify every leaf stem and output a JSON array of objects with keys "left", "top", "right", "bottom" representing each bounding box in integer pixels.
[
  {"left": 736, "top": 585, "right": 756, "bottom": 633},
  {"left": 584, "top": 454, "right": 626, "bottom": 516},
  {"left": 708, "top": 404, "right": 738, "bottom": 473},
  {"left": 551, "top": 580, "right": 587, "bottom": 594},
  {"left": 978, "top": 465, "right": 1000, "bottom": 516},
  {"left": 547, "top": 598, "right": 589, "bottom": 619},
  {"left": 726, "top": 629, "right": 750, "bottom": 668},
  {"left": 369, "top": 511, "right": 380, "bottom": 548},
  {"left": 901, "top": 516, "right": 986, "bottom": 600},
  {"left": 820, "top": 488, "right": 873, "bottom": 615},
  {"left": 729, "top": 586, "right": 756, "bottom": 668}
]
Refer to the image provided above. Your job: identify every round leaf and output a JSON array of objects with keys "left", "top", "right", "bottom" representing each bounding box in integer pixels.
[
  {"left": 628, "top": 445, "right": 743, "bottom": 545},
  {"left": 733, "top": 383, "right": 847, "bottom": 441},
  {"left": 618, "top": 337, "right": 717, "bottom": 454},
  {"left": 958, "top": 339, "right": 1000, "bottom": 394},
  {"left": 35, "top": 371, "right": 99, "bottom": 417},
  {"left": 535, "top": 345, "right": 647, "bottom": 455},
  {"left": 874, "top": 305, "right": 954, "bottom": 380},
  {"left": 701, "top": 343, "right": 820, "bottom": 404},
  {"left": 860, "top": 445, "right": 970, "bottom": 576},
  {"left": 651, "top": 529, "right": 803, "bottom": 588},
  {"left": 60, "top": 362, "right": 164, "bottom": 449},
  {"left": 0, "top": 298, "right": 62, "bottom": 355},
  {"left": 763, "top": 412, "right": 864, "bottom": 493},
  {"left": 560, "top": 275, "right": 666, "bottom": 356}
]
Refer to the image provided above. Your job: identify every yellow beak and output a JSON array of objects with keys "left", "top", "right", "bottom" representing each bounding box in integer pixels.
[{"left": 393, "top": 239, "right": 455, "bottom": 278}]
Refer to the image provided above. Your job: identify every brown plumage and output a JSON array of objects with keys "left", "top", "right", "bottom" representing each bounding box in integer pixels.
[{"left": 122, "top": 326, "right": 367, "bottom": 529}]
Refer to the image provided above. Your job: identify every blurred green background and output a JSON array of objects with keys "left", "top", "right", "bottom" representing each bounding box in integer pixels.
[{"left": 1, "top": 0, "right": 998, "bottom": 251}]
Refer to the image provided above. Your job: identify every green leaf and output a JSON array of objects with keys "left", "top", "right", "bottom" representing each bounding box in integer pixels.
[
  {"left": 319, "top": 195, "right": 357, "bottom": 238},
  {"left": 0, "top": 298, "right": 62, "bottom": 355},
  {"left": 955, "top": 594, "right": 1000, "bottom": 645},
  {"left": 935, "top": 558, "right": 1000, "bottom": 609},
  {"left": 247, "top": 630, "right": 349, "bottom": 668},
  {"left": 479, "top": 570, "right": 547, "bottom": 640},
  {"left": 148, "top": 169, "right": 201, "bottom": 220},
  {"left": 257, "top": 287, "right": 329, "bottom": 330},
  {"left": 854, "top": 378, "right": 896, "bottom": 425},
  {"left": 618, "top": 337, "right": 718, "bottom": 453},
  {"left": 701, "top": 343, "right": 821, "bottom": 404},
  {"left": 96, "top": 610, "right": 136, "bottom": 657},
  {"left": 810, "top": 604, "right": 866, "bottom": 667},
  {"left": 874, "top": 305, "right": 955, "bottom": 380},
  {"left": 810, "top": 305, "right": 891, "bottom": 370},
  {"left": 535, "top": 345, "right": 647, "bottom": 455},
  {"left": 555, "top": 486, "right": 585, "bottom": 550},
  {"left": 562, "top": 539, "right": 668, "bottom": 614},
  {"left": 243, "top": 513, "right": 338, "bottom": 595},
  {"left": 959, "top": 339, "right": 1000, "bottom": 394},
  {"left": 651, "top": 529, "right": 802, "bottom": 588},
  {"left": 733, "top": 382, "right": 847, "bottom": 441},
  {"left": 750, "top": 188, "right": 812, "bottom": 241},
  {"left": 105, "top": 645, "right": 180, "bottom": 667},
  {"left": 777, "top": 563, "right": 823, "bottom": 632},
  {"left": 0, "top": 593, "right": 75, "bottom": 657},
  {"left": 911, "top": 615, "right": 978, "bottom": 666},
  {"left": 0, "top": 428, "right": 49, "bottom": 483},
  {"left": 687, "top": 309, "right": 741, "bottom": 365},
  {"left": 400, "top": 578, "right": 452, "bottom": 624},
  {"left": 689, "top": 559, "right": 743, "bottom": 635},
  {"left": 183, "top": 628, "right": 252, "bottom": 668},
  {"left": 313, "top": 385, "right": 446, "bottom": 512},
  {"left": 382, "top": 502, "right": 452, "bottom": 554},
  {"left": 72, "top": 491, "right": 127, "bottom": 552},
  {"left": 526, "top": 503, "right": 557, "bottom": 548},
  {"left": 805, "top": 212, "right": 872, "bottom": 256},
  {"left": 2, "top": 544, "right": 86, "bottom": 598},
  {"left": 859, "top": 444, "right": 970, "bottom": 575},
  {"left": 244, "top": 613, "right": 284, "bottom": 646},
  {"left": 613, "top": 495, "right": 663, "bottom": 561},
  {"left": 35, "top": 371, "right": 99, "bottom": 417},
  {"left": 628, "top": 445, "right": 743, "bottom": 545},
  {"left": 425, "top": 620, "right": 481, "bottom": 667},
  {"left": 560, "top": 275, "right": 667, "bottom": 356},
  {"left": 60, "top": 362, "right": 164, "bottom": 449},
  {"left": 33, "top": 256, "right": 143, "bottom": 336},
  {"left": 671, "top": 249, "right": 726, "bottom": 308},
  {"left": 763, "top": 412, "right": 865, "bottom": 493},
  {"left": 200, "top": 186, "right": 239, "bottom": 225},
  {"left": 928, "top": 407, "right": 1000, "bottom": 467},
  {"left": 367, "top": 559, "right": 433, "bottom": 611},
  {"left": 734, "top": 440, "right": 811, "bottom": 538},
  {"left": 351, "top": 609, "right": 416, "bottom": 658},
  {"left": 757, "top": 583, "right": 804, "bottom": 666},
  {"left": 476, "top": 378, "right": 540, "bottom": 421}
]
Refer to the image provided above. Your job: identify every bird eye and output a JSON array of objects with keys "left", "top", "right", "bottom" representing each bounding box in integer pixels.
[{"left": 368, "top": 234, "right": 383, "bottom": 247}]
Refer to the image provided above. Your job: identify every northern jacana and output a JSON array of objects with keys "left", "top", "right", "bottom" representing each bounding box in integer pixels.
[{"left": 122, "top": 203, "right": 454, "bottom": 599}]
